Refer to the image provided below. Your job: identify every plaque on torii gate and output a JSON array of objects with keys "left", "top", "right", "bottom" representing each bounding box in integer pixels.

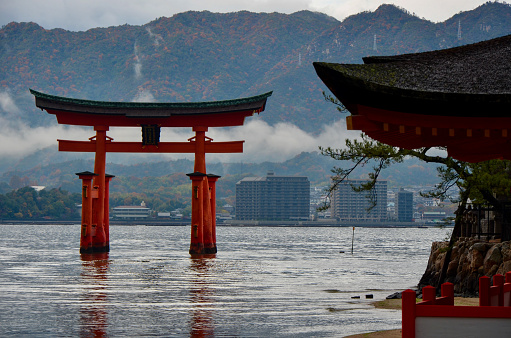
[{"left": 30, "top": 89, "right": 272, "bottom": 255}]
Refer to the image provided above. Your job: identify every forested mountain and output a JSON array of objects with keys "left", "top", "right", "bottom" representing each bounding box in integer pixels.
[
  {"left": 1, "top": 2, "right": 510, "bottom": 217},
  {"left": 1, "top": 2, "right": 511, "bottom": 132}
]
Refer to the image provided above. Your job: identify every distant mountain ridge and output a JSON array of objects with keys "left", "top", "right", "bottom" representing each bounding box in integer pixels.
[{"left": 1, "top": 2, "right": 511, "bottom": 133}]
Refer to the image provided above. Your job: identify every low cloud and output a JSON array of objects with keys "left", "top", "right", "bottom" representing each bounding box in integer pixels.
[
  {"left": 0, "top": 117, "right": 91, "bottom": 158},
  {"left": 132, "top": 89, "right": 156, "bottom": 102},
  {"left": 133, "top": 43, "right": 142, "bottom": 79},
  {"left": 146, "top": 27, "right": 163, "bottom": 46},
  {"left": 0, "top": 89, "right": 358, "bottom": 165},
  {"left": 106, "top": 117, "right": 359, "bottom": 163},
  {"left": 0, "top": 90, "right": 21, "bottom": 117},
  {"left": 0, "top": 90, "right": 91, "bottom": 158}
]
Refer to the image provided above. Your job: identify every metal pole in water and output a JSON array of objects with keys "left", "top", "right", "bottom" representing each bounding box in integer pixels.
[{"left": 351, "top": 227, "right": 355, "bottom": 254}]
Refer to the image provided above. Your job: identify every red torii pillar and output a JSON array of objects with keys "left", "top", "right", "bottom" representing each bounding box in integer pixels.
[{"left": 76, "top": 171, "right": 114, "bottom": 253}]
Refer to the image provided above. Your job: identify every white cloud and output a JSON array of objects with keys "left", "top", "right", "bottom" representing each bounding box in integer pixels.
[
  {"left": 0, "top": 119, "right": 91, "bottom": 158},
  {"left": 9, "top": 117, "right": 357, "bottom": 164},
  {"left": 146, "top": 27, "right": 163, "bottom": 46},
  {"left": 207, "top": 118, "right": 359, "bottom": 162},
  {"left": 133, "top": 43, "right": 142, "bottom": 79},
  {"left": 0, "top": 87, "right": 358, "bottom": 163},
  {"left": 311, "top": 0, "right": 494, "bottom": 22},
  {"left": 0, "top": 90, "right": 21, "bottom": 116},
  {"left": 107, "top": 118, "right": 358, "bottom": 163},
  {"left": 132, "top": 90, "right": 156, "bottom": 102}
]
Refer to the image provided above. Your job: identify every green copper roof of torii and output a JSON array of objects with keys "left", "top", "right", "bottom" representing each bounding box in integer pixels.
[{"left": 30, "top": 89, "right": 273, "bottom": 110}]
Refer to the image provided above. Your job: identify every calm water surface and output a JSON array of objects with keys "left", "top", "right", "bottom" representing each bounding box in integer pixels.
[{"left": 0, "top": 224, "right": 447, "bottom": 337}]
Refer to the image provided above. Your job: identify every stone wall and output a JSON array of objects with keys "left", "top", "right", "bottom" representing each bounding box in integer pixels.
[{"left": 419, "top": 238, "right": 511, "bottom": 296}]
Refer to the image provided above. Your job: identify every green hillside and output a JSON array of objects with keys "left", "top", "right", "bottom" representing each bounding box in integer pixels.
[{"left": 1, "top": 2, "right": 511, "bottom": 132}]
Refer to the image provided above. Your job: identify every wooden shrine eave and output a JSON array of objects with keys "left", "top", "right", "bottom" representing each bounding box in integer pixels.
[
  {"left": 313, "top": 34, "right": 511, "bottom": 164},
  {"left": 314, "top": 61, "right": 511, "bottom": 162},
  {"left": 30, "top": 89, "right": 272, "bottom": 127},
  {"left": 347, "top": 105, "right": 511, "bottom": 162}
]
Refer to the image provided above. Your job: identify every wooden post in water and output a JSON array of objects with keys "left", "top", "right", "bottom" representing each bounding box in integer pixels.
[{"left": 351, "top": 227, "right": 355, "bottom": 254}]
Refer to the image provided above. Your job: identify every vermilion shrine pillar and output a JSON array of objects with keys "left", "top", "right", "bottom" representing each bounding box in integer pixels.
[
  {"left": 187, "top": 172, "right": 207, "bottom": 255},
  {"left": 207, "top": 174, "right": 221, "bottom": 253},
  {"left": 104, "top": 174, "right": 115, "bottom": 251},
  {"left": 76, "top": 169, "right": 111, "bottom": 253},
  {"left": 93, "top": 126, "right": 108, "bottom": 234},
  {"left": 76, "top": 171, "right": 97, "bottom": 253}
]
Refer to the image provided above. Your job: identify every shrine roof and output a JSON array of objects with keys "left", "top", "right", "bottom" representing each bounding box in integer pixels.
[
  {"left": 313, "top": 34, "right": 511, "bottom": 117},
  {"left": 30, "top": 89, "right": 272, "bottom": 127},
  {"left": 313, "top": 34, "right": 511, "bottom": 162},
  {"left": 31, "top": 89, "right": 272, "bottom": 111}
]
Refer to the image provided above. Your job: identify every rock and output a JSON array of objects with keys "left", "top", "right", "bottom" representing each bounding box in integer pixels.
[
  {"left": 447, "top": 260, "right": 458, "bottom": 277},
  {"left": 497, "top": 260, "right": 511, "bottom": 275},
  {"left": 386, "top": 292, "right": 402, "bottom": 299},
  {"left": 487, "top": 264, "right": 499, "bottom": 276},
  {"left": 484, "top": 245, "right": 502, "bottom": 274},
  {"left": 471, "top": 242, "right": 488, "bottom": 252},
  {"left": 419, "top": 239, "right": 511, "bottom": 296},
  {"left": 470, "top": 249, "right": 485, "bottom": 272},
  {"left": 501, "top": 242, "right": 511, "bottom": 262}
]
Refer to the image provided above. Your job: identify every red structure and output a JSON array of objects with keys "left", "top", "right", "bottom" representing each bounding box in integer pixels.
[
  {"left": 31, "top": 89, "right": 272, "bottom": 254},
  {"left": 314, "top": 34, "right": 511, "bottom": 163},
  {"left": 402, "top": 272, "right": 511, "bottom": 337}
]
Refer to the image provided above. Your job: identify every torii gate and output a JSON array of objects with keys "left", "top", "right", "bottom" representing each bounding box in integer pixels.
[{"left": 30, "top": 89, "right": 272, "bottom": 255}]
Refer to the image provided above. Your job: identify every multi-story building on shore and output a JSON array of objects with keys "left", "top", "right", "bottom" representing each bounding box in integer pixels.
[
  {"left": 112, "top": 201, "right": 150, "bottom": 220},
  {"left": 330, "top": 180, "right": 387, "bottom": 222},
  {"left": 397, "top": 188, "right": 414, "bottom": 222},
  {"left": 235, "top": 171, "right": 310, "bottom": 221}
]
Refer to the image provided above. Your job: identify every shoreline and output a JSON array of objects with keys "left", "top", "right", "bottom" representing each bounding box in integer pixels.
[{"left": 0, "top": 219, "right": 448, "bottom": 228}]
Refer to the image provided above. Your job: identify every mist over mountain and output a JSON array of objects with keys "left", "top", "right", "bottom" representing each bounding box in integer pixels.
[{"left": 0, "top": 2, "right": 510, "bottom": 190}]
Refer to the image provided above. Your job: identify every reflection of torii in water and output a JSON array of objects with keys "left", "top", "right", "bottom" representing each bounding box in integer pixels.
[{"left": 31, "top": 89, "right": 272, "bottom": 255}]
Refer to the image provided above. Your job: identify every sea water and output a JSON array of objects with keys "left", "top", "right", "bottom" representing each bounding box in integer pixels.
[{"left": 0, "top": 224, "right": 447, "bottom": 337}]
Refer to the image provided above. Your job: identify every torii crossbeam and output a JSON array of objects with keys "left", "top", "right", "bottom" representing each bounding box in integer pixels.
[{"left": 31, "top": 89, "right": 272, "bottom": 255}]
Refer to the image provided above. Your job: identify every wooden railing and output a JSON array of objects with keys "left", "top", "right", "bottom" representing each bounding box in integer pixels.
[{"left": 402, "top": 271, "right": 511, "bottom": 338}]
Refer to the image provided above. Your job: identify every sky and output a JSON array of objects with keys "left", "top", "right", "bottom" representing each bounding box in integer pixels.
[
  {"left": 0, "top": 0, "right": 487, "bottom": 164},
  {"left": 0, "top": 0, "right": 494, "bottom": 31}
]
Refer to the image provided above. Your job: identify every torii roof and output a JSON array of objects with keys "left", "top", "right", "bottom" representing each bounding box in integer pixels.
[
  {"left": 30, "top": 89, "right": 272, "bottom": 128},
  {"left": 314, "top": 34, "right": 511, "bottom": 162}
]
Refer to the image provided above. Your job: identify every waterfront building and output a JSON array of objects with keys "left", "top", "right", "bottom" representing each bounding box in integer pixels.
[
  {"left": 422, "top": 211, "right": 447, "bottom": 223},
  {"left": 112, "top": 201, "right": 150, "bottom": 220},
  {"left": 330, "top": 180, "right": 387, "bottom": 222},
  {"left": 397, "top": 188, "right": 414, "bottom": 222},
  {"left": 235, "top": 171, "right": 310, "bottom": 221}
]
